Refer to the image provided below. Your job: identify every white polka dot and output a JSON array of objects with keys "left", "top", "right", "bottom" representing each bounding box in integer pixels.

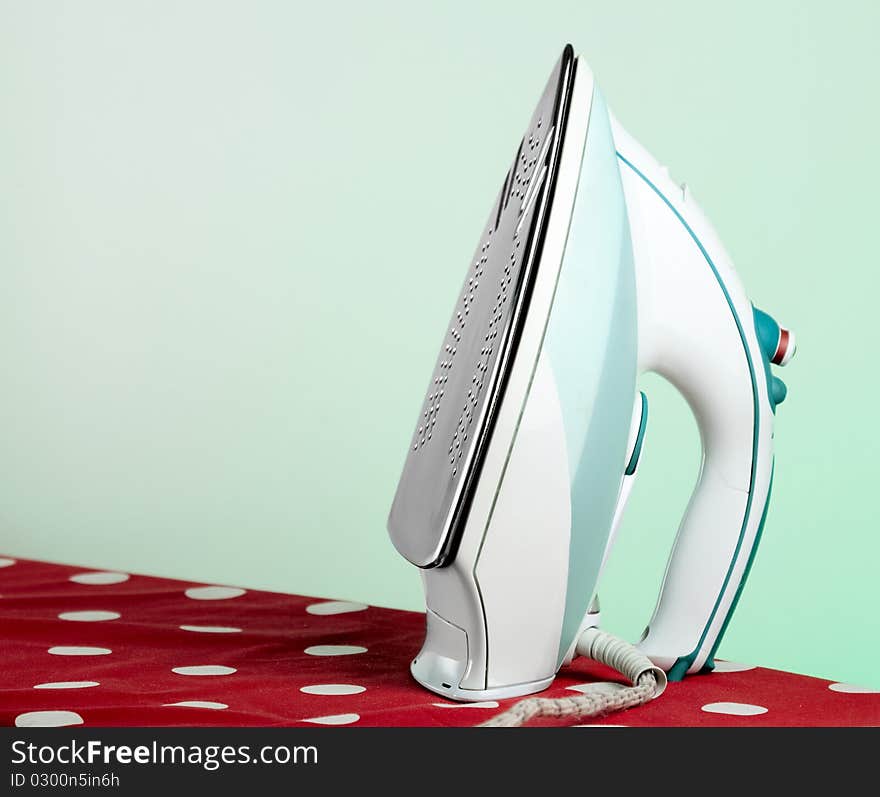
[
  {"left": 300, "top": 684, "right": 366, "bottom": 696},
  {"left": 70, "top": 571, "right": 130, "bottom": 585},
  {"left": 185, "top": 586, "right": 245, "bottom": 600},
  {"left": 59, "top": 610, "right": 120, "bottom": 622},
  {"left": 573, "top": 724, "right": 628, "bottom": 727},
  {"left": 180, "top": 625, "right": 242, "bottom": 634},
  {"left": 305, "top": 601, "right": 369, "bottom": 616},
  {"left": 432, "top": 701, "right": 499, "bottom": 709},
  {"left": 302, "top": 713, "right": 360, "bottom": 725},
  {"left": 48, "top": 646, "right": 111, "bottom": 656},
  {"left": 710, "top": 660, "right": 757, "bottom": 673},
  {"left": 567, "top": 682, "right": 626, "bottom": 697},
  {"left": 163, "top": 701, "right": 228, "bottom": 709},
  {"left": 828, "top": 682, "right": 880, "bottom": 694},
  {"left": 304, "top": 645, "right": 367, "bottom": 656},
  {"left": 16, "top": 711, "right": 83, "bottom": 727},
  {"left": 34, "top": 681, "right": 100, "bottom": 690},
  {"left": 172, "top": 665, "right": 237, "bottom": 676},
  {"left": 701, "top": 702, "right": 768, "bottom": 716},
  {"left": 0, "top": 557, "right": 16, "bottom": 568}
]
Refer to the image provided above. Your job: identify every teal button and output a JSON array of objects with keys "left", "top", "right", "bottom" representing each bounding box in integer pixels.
[{"left": 771, "top": 377, "right": 787, "bottom": 405}]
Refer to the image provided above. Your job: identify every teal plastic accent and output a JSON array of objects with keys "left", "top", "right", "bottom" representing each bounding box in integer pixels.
[
  {"left": 752, "top": 307, "right": 780, "bottom": 360},
  {"left": 625, "top": 392, "right": 648, "bottom": 476},
  {"left": 616, "top": 153, "right": 765, "bottom": 683},
  {"left": 550, "top": 88, "right": 639, "bottom": 666},
  {"left": 701, "top": 463, "right": 775, "bottom": 673},
  {"left": 667, "top": 657, "right": 691, "bottom": 682},
  {"left": 752, "top": 306, "right": 783, "bottom": 414}
]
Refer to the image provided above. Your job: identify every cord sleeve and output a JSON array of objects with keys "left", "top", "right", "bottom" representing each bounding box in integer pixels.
[{"left": 478, "top": 627, "right": 665, "bottom": 727}]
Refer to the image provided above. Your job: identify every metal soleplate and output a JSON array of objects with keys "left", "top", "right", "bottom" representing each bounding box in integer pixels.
[{"left": 388, "top": 46, "right": 576, "bottom": 567}]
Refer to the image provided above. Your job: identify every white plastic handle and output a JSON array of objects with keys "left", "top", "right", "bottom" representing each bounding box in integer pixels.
[{"left": 611, "top": 117, "right": 775, "bottom": 678}]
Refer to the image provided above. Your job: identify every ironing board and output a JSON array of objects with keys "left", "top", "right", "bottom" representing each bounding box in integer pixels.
[{"left": 1, "top": 556, "right": 877, "bottom": 727}]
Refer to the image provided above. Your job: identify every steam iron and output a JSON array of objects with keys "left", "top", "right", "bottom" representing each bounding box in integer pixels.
[{"left": 388, "top": 45, "right": 795, "bottom": 703}]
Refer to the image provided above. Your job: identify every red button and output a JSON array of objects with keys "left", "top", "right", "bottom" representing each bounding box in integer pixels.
[{"left": 772, "top": 328, "right": 796, "bottom": 366}]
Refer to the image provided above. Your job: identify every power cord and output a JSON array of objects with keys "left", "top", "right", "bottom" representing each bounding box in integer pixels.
[{"left": 478, "top": 627, "right": 667, "bottom": 727}]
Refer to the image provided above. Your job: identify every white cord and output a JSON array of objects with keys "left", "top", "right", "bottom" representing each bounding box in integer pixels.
[{"left": 478, "top": 628, "right": 667, "bottom": 727}]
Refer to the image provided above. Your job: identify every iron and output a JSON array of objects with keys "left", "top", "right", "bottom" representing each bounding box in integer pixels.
[{"left": 388, "top": 45, "right": 795, "bottom": 700}]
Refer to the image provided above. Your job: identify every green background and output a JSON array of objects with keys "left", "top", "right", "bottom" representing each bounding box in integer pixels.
[{"left": 1, "top": 1, "right": 877, "bottom": 688}]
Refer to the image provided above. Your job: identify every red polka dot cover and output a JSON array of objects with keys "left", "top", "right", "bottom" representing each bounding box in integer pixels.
[{"left": 0, "top": 557, "right": 877, "bottom": 727}]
